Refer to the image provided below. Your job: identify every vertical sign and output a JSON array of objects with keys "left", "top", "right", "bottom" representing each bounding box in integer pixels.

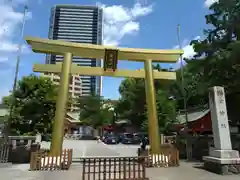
[
  {"left": 216, "top": 87, "right": 227, "bottom": 129},
  {"left": 104, "top": 49, "right": 118, "bottom": 71},
  {"left": 209, "top": 86, "right": 232, "bottom": 150}
]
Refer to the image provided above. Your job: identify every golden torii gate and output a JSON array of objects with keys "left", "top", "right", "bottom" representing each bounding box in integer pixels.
[{"left": 25, "top": 37, "right": 183, "bottom": 156}]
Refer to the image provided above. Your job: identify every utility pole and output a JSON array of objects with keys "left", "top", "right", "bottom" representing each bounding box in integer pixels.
[
  {"left": 177, "top": 24, "right": 190, "bottom": 161},
  {"left": 7, "top": 5, "right": 28, "bottom": 137}
]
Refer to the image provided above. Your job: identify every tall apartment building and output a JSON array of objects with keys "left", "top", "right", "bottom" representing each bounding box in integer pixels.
[
  {"left": 41, "top": 73, "right": 82, "bottom": 111},
  {"left": 46, "top": 4, "right": 103, "bottom": 96}
]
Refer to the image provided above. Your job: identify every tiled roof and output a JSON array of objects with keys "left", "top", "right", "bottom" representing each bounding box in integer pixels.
[{"left": 176, "top": 108, "right": 210, "bottom": 124}]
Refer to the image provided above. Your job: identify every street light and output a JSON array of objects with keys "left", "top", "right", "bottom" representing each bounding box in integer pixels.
[
  {"left": 177, "top": 24, "right": 190, "bottom": 161},
  {"left": 7, "top": 5, "right": 28, "bottom": 137}
]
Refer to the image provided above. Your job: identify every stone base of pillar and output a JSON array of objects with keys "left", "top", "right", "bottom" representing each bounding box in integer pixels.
[{"left": 203, "top": 149, "right": 240, "bottom": 175}]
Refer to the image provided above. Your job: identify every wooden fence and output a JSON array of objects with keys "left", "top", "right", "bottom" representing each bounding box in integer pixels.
[
  {"left": 82, "top": 157, "right": 149, "bottom": 180},
  {"left": 29, "top": 149, "right": 73, "bottom": 171},
  {"left": 0, "top": 143, "right": 9, "bottom": 163},
  {"left": 139, "top": 144, "right": 179, "bottom": 167}
]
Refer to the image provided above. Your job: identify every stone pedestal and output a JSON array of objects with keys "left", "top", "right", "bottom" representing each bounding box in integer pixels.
[
  {"left": 204, "top": 87, "right": 240, "bottom": 174},
  {"left": 204, "top": 149, "right": 240, "bottom": 174},
  {"left": 204, "top": 152, "right": 240, "bottom": 174}
]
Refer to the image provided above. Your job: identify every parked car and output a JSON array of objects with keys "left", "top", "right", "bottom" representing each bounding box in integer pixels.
[
  {"left": 102, "top": 134, "right": 119, "bottom": 144},
  {"left": 133, "top": 132, "right": 149, "bottom": 145},
  {"left": 120, "top": 133, "right": 135, "bottom": 144}
]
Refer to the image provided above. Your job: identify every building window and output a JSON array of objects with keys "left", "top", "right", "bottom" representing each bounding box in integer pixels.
[
  {"left": 74, "top": 87, "right": 81, "bottom": 91},
  {"left": 75, "top": 82, "right": 81, "bottom": 86}
]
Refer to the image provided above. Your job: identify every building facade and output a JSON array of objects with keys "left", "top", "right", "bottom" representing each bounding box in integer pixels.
[
  {"left": 41, "top": 73, "right": 82, "bottom": 111},
  {"left": 46, "top": 4, "right": 103, "bottom": 96}
]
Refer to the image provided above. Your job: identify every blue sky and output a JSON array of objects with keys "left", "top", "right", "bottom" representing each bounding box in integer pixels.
[{"left": 0, "top": 0, "right": 217, "bottom": 101}]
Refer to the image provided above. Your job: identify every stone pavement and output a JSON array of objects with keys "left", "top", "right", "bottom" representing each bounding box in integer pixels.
[
  {"left": 41, "top": 140, "right": 121, "bottom": 157},
  {"left": 1, "top": 140, "right": 239, "bottom": 180},
  {"left": 1, "top": 161, "right": 240, "bottom": 180},
  {"left": 146, "top": 162, "right": 240, "bottom": 180}
]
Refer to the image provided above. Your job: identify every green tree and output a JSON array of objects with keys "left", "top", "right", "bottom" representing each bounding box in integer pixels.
[
  {"left": 118, "top": 78, "right": 146, "bottom": 128},
  {"left": 169, "top": 62, "right": 209, "bottom": 110},
  {"left": 189, "top": 0, "right": 240, "bottom": 93},
  {"left": 77, "top": 94, "right": 113, "bottom": 128},
  {"left": 169, "top": 0, "right": 240, "bottom": 110},
  {"left": 2, "top": 74, "right": 58, "bottom": 135},
  {"left": 141, "top": 89, "right": 177, "bottom": 134},
  {"left": 117, "top": 65, "right": 177, "bottom": 130}
]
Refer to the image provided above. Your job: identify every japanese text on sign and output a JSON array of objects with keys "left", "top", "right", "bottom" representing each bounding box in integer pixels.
[
  {"left": 216, "top": 88, "right": 224, "bottom": 103},
  {"left": 220, "top": 123, "right": 226, "bottom": 128},
  {"left": 219, "top": 110, "right": 225, "bottom": 116},
  {"left": 104, "top": 49, "right": 118, "bottom": 71}
]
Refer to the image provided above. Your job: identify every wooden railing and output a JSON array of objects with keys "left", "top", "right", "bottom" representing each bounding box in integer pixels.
[
  {"left": 139, "top": 144, "right": 179, "bottom": 167},
  {"left": 82, "top": 157, "right": 149, "bottom": 180},
  {"left": 29, "top": 149, "right": 73, "bottom": 171}
]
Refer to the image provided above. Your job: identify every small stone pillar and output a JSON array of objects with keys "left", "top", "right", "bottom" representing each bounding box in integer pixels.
[
  {"left": 36, "top": 133, "right": 42, "bottom": 143},
  {"left": 203, "top": 86, "right": 240, "bottom": 174},
  {"left": 160, "top": 134, "right": 164, "bottom": 144}
]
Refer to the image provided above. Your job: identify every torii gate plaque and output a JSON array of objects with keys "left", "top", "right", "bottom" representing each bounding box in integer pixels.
[{"left": 25, "top": 37, "right": 183, "bottom": 156}]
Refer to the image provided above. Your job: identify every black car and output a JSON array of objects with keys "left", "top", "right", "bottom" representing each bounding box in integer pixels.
[
  {"left": 120, "top": 133, "right": 135, "bottom": 144},
  {"left": 103, "top": 134, "right": 118, "bottom": 144},
  {"left": 133, "top": 133, "right": 149, "bottom": 145}
]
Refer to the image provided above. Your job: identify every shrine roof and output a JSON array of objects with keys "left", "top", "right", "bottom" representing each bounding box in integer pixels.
[{"left": 176, "top": 106, "right": 210, "bottom": 124}]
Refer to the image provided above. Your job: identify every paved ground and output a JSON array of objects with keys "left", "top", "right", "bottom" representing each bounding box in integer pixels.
[
  {"left": 1, "top": 140, "right": 240, "bottom": 180},
  {"left": 41, "top": 140, "right": 140, "bottom": 158}
]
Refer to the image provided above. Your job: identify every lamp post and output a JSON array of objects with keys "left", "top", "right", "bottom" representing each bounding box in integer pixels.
[
  {"left": 7, "top": 5, "right": 28, "bottom": 137},
  {"left": 177, "top": 24, "right": 190, "bottom": 161}
]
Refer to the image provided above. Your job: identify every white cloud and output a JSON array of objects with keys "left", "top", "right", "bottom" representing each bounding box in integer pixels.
[
  {"left": 173, "top": 36, "right": 200, "bottom": 69},
  {"left": 99, "top": 2, "right": 153, "bottom": 46},
  {"left": 0, "top": 0, "right": 32, "bottom": 102},
  {"left": 204, "top": 0, "right": 219, "bottom": 7},
  {"left": 0, "top": 1, "right": 31, "bottom": 54}
]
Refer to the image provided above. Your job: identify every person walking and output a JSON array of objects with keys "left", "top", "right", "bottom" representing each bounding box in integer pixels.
[{"left": 140, "top": 136, "right": 147, "bottom": 150}]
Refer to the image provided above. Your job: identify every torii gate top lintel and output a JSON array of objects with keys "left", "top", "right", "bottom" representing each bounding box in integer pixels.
[{"left": 25, "top": 36, "right": 183, "bottom": 63}]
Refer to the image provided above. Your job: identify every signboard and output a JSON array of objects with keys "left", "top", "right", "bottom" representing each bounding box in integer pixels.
[
  {"left": 104, "top": 49, "right": 118, "bottom": 71},
  {"left": 209, "top": 86, "right": 232, "bottom": 150},
  {"left": 215, "top": 87, "right": 228, "bottom": 129}
]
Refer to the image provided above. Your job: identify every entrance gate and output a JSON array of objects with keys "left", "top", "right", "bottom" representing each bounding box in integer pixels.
[{"left": 25, "top": 36, "right": 183, "bottom": 156}]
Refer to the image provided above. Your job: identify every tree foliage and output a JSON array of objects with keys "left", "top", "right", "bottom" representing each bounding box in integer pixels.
[
  {"left": 2, "top": 75, "right": 58, "bottom": 135},
  {"left": 77, "top": 94, "right": 113, "bottom": 128},
  {"left": 141, "top": 89, "right": 177, "bottom": 133},
  {"left": 170, "top": 0, "right": 240, "bottom": 111},
  {"left": 191, "top": 0, "right": 240, "bottom": 92},
  {"left": 117, "top": 65, "right": 177, "bottom": 132}
]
